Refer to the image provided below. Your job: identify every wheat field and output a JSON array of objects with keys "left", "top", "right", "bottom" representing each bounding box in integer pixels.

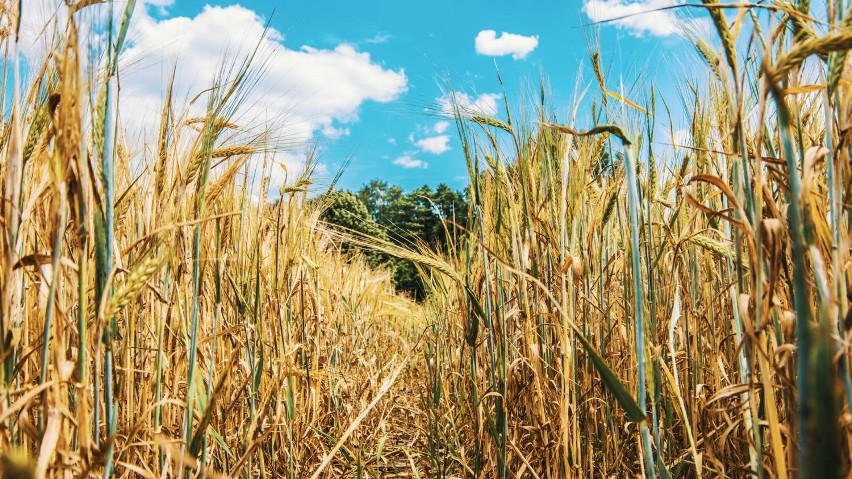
[{"left": 0, "top": 1, "right": 851, "bottom": 478}]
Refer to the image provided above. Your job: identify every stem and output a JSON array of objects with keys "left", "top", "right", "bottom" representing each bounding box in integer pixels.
[{"left": 624, "top": 141, "right": 657, "bottom": 479}]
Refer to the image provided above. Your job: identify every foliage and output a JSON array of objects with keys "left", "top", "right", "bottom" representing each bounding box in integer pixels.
[
  {"left": 322, "top": 180, "right": 468, "bottom": 299},
  {"left": 357, "top": 180, "right": 468, "bottom": 248},
  {"left": 316, "top": 190, "right": 387, "bottom": 267}
]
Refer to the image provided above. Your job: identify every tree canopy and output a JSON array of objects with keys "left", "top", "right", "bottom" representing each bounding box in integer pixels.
[{"left": 318, "top": 180, "right": 468, "bottom": 299}]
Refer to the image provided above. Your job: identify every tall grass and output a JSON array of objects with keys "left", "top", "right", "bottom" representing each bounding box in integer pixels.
[
  {"left": 0, "top": 1, "right": 851, "bottom": 478},
  {"left": 0, "top": 3, "right": 423, "bottom": 478},
  {"left": 399, "top": 4, "right": 851, "bottom": 477}
]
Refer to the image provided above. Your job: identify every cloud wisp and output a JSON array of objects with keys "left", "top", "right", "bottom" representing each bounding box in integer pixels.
[
  {"left": 393, "top": 155, "right": 428, "bottom": 169},
  {"left": 434, "top": 121, "right": 451, "bottom": 134},
  {"left": 436, "top": 92, "right": 501, "bottom": 117},
  {"left": 582, "top": 0, "right": 710, "bottom": 37}
]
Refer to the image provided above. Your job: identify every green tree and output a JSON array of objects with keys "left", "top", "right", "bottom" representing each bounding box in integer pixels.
[
  {"left": 356, "top": 179, "right": 388, "bottom": 220},
  {"left": 316, "top": 190, "right": 386, "bottom": 267},
  {"left": 329, "top": 180, "right": 469, "bottom": 300}
]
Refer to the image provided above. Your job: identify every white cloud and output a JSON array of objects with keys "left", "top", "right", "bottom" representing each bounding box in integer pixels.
[
  {"left": 434, "top": 121, "right": 451, "bottom": 134},
  {"left": 387, "top": 137, "right": 397, "bottom": 144},
  {"left": 416, "top": 135, "right": 450, "bottom": 154},
  {"left": 17, "top": 2, "right": 408, "bottom": 193},
  {"left": 263, "top": 150, "right": 328, "bottom": 191},
  {"left": 18, "top": 1, "right": 79, "bottom": 63},
  {"left": 322, "top": 124, "right": 350, "bottom": 139},
  {"left": 437, "top": 92, "right": 501, "bottom": 116},
  {"left": 364, "top": 33, "right": 391, "bottom": 44},
  {"left": 474, "top": 30, "right": 539, "bottom": 59},
  {"left": 393, "top": 155, "right": 428, "bottom": 169},
  {"left": 17, "top": 2, "right": 408, "bottom": 194},
  {"left": 673, "top": 128, "right": 690, "bottom": 149},
  {"left": 17, "top": 0, "right": 176, "bottom": 63},
  {"left": 121, "top": 5, "right": 407, "bottom": 144},
  {"left": 582, "top": 0, "right": 710, "bottom": 37},
  {"left": 142, "top": 0, "right": 175, "bottom": 15}
]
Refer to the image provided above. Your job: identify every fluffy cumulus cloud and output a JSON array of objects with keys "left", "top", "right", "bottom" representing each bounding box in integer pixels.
[
  {"left": 121, "top": 5, "right": 407, "bottom": 143},
  {"left": 474, "top": 30, "right": 539, "bottom": 59},
  {"left": 416, "top": 135, "right": 450, "bottom": 154},
  {"left": 582, "top": 0, "right": 710, "bottom": 37},
  {"left": 436, "top": 92, "right": 501, "bottom": 117},
  {"left": 18, "top": 1, "right": 408, "bottom": 190},
  {"left": 407, "top": 121, "right": 453, "bottom": 155},
  {"left": 393, "top": 155, "right": 428, "bottom": 169}
]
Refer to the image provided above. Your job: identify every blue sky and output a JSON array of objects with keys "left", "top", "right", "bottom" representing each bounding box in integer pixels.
[{"left": 21, "top": 0, "right": 712, "bottom": 193}]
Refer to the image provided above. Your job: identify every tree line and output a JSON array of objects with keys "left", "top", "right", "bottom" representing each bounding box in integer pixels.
[{"left": 317, "top": 180, "right": 468, "bottom": 299}]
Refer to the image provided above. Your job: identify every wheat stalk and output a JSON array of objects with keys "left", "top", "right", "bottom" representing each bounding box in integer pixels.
[
  {"left": 771, "top": 30, "right": 852, "bottom": 80},
  {"left": 470, "top": 115, "right": 513, "bottom": 134},
  {"left": 102, "top": 251, "right": 166, "bottom": 322}
]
